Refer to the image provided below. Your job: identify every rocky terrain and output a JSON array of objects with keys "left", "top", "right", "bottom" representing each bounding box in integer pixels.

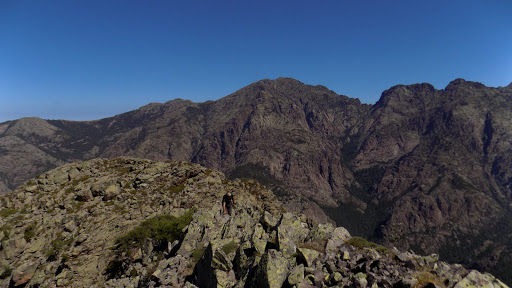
[
  {"left": 0, "top": 158, "right": 508, "bottom": 287},
  {"left": 0, "top": 78, "right": 511, "bottom": 283}
]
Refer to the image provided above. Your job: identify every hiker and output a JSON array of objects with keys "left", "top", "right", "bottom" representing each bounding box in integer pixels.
[{"left": 222, "top": 192, "right": 235, "bottom": 216}]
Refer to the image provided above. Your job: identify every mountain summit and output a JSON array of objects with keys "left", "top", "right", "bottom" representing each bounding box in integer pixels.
[{"left": 1, "top": 78, "right": 511, "bottom": 283}]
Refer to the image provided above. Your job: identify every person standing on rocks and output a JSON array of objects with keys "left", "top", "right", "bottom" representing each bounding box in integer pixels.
[{"left": 222, "top": 191, "right": 235, "bottom": 216}]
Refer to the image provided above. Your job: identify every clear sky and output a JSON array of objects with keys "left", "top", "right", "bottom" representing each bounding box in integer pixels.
[{"left": 1, "top": 0, "right": 511, "bottom": 122}]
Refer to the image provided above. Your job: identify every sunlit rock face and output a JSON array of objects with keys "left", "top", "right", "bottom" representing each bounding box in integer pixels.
[{"left": 1, "top": 78, "right": 512, "bottom": 283}]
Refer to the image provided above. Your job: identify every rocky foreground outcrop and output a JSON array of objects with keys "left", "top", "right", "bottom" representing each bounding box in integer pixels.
[{"left": 0, "top": 158, "right": 508, "bottom": 287}]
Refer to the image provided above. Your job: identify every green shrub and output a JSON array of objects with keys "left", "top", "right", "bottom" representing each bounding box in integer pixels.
[
  {"left": 106, "top": 208, "right": 195, "bottom": 279},
  {"left": 0, "top": 224, "right": 11, "bottom": 239},
  {"left": 0, "top": 265, "right": 12, "bottom": 279},
  {"left": 346, "top": 237, "right": 391, "bottom": 254},
  {"left": 114, "top": 208, "right": 195, "bottom": 255},
  {"left": 415, "top": 271, "right": 443, "bottom": 287},
  {"left": 0, "top": 208, "right": 17, "bottom": 217},
  {"left": 105, "top": 259, "right": 127, "bottom": 279},
  {"left": 24, "top": 223, "right": 37, "bottom": 241},
  {"left": 168, "top": 183, "right": 185, "bottom": 195},
  {"left": 45, "top": 247, "right": 58, "bottom": 262},
  {"left": 46, "top": 233, "right": 74, "bottom": 262},
  {"left": 61, "top": 253, "right": 70, "bottom": 263}
]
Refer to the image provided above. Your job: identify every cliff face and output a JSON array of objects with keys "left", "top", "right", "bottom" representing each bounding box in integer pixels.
[
  {"left": 350, "top": 80, "right": 512, "bottom": 275},
  {"left": 0, "top": 158, "right": 508, "bottom": 287},
  {"left": 1, "top": 78, "right": 511, "bottom": 282}
]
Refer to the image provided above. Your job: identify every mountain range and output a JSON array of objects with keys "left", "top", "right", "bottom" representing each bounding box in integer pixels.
[{"left": 1, "top": 77, "right": 511, "bottom": 283}]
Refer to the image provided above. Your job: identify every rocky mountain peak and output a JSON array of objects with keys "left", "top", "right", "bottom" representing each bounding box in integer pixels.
[
  {"left": 445, "top": 78, "right": 487, "bottom": 90},
  {"left": 372, "top": 82, "right": 438, "bottom": 114},
  {"left": 224, "top": 77, "right": 347, "bottom": 105},
  {"left": 2, "top": 117, "right": 58, "bottom": 138},
  {"left": 0, "top": 158, "right": 508, "bottom": 287}
]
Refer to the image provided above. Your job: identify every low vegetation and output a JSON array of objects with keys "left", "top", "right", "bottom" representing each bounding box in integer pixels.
[
  {"left": 0, "top": 208, "right": 17, "bottom": 218},
  {"left": 0, "top": 265, "right": 12, "bottom": 280},
  {"left": 191, "top": 247, "right": 206, "bottom": 266},
  {"left": 24, "top": 222, "right": 37, "bottom": 242},
  {"left": 346, "top": 237, "right": 391, "bottom": 255},
  {"left": 114, "top": 209, "right": 194, "bottom": 254},
  {"left": 106, "top": 209, "right": 195, "bottom": 279}
]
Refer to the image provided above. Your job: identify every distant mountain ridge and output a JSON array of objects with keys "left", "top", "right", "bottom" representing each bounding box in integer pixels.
[{"left": 1, "top": 77, "right": 511, "bottom": 283}]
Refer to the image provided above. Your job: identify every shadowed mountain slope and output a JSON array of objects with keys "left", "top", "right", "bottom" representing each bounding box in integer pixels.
[{"left": 1, "top": 78, "right": 511, "bottom": 283}]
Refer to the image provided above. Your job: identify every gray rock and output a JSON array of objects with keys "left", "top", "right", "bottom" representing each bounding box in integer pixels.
[
  {"left": 260, "top": 211, "right": 277, "bottom": 231},
  {"left": 252, "top": 249, "right": 289, "bottom": 288},
  {"left": 288, "top": 264, "right": 305, "bottom": 286},
  {"left": 297, "top": 247, "right": 321, "bottom": 267},
  {"left": 11, "top": 260, "right": 39, "bottom": 287},
  {"left": 353, "top": 272, "right": 368, "bottom": 288}
]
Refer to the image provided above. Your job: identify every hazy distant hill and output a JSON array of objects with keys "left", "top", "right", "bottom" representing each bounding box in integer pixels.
[{"left": 1, "top": 78, "right": 511, "bottom": 282}]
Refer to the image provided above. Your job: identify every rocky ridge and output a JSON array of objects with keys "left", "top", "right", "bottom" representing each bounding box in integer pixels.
[
  {"left": 0, "top": 158, "right": 508, "bottom": 287},
  {"left": 1, "top": 78, "right": 511, "bottom": 283}
]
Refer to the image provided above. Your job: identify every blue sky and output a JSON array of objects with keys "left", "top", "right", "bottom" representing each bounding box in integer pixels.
[{"left": 1, "top": 0, "right": 511, "bottom": 122}]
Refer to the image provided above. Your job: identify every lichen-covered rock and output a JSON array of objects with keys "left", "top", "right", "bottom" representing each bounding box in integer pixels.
[
  {"left": 10, "top": 260, "right": 39, "bottom": 287},
  {"left": 277, "top": 223, "right": 297, "bottom": 259},
  {"left": 353, "top": 272, "right": 368, "bottom": 288},
  {"left": 260, "top": 211, "right": 277, "bottom": 231},
  {"left": 325, "top": 226, "right": 351, "bottom": 253},
  {"left": 454, "top": 271, "right": 508, "bottom": 288},
  {"left": 252, "top": 223, "right": 268, "bottom": 255},
  {"left": 0, "top": 158, "right": 509, "bottom": 288},
  {"left": 252, "top": 249, "right": 289, "bottom": 288},
  {"left": 288, "top": 264, "right": 305, "bottom": 286},
  {"left": 307, "top": 222, "right": 335, "bottom": 241},
  {"left": 297, "top": 247, "right": 321, "bottom": 268}
]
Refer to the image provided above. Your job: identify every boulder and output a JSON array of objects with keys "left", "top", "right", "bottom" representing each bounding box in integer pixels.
[
  {"left": 11, "top": 260, "right": 39, "bottom": 287},
  {"left": 297, "top": 247, "right": 320, "bottom": 267},
  {"left": 277, "top": 223, "right": 297, "bottom": 259},
  {"left": 251, "top": 223, "right": 268, "bottom": 255},
  {"left": 212, "top": 248, "right": 233, "bottom": 271},
  {"left": 252, "top": 249, "right": 289, "bottom": 288},
  {"left": 353, "top": 272, "right": 368, "bottom": 288},
  {"left": 104, "top": 185, "right": 121, "bottom": 201},
  {"left": 287, "top": 264, "right": 305, "bottom": 286},
  {"left": 192, "top": 245, "right": 216, "bottom": 288},
  {"left": 215, "top": 269, "right": 237, "bottom": 288},
  {"left": 260, "top": 211, "right": 277, "bottom": 231},
  {"left": 307, "top": 223, "right": 335, "bottom": 241},
  {"left": 53, "top": 171, "right": 69, "bottom": 184},
  {"left": 325, "top": 227, "right": 351, "bottom": 253},
  {"left": 91, "top": 177, "right": 115, "bottom": 197},
  {"left": 24, "top": 185, "right": 38, "bottom": 192},
  {"left": 393, "top": 277, "right": 418, "bottom": 288},
  {"left": 453, "top": 270, "right": 508, "bottom": 288},
  {"left": 194, "top": 244, "right": 237, "bottom": 288}
]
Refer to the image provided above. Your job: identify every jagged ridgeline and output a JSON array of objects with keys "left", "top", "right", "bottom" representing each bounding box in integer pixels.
[{"left": 0, "top": 158, "right": 508, "bottom": 287}]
